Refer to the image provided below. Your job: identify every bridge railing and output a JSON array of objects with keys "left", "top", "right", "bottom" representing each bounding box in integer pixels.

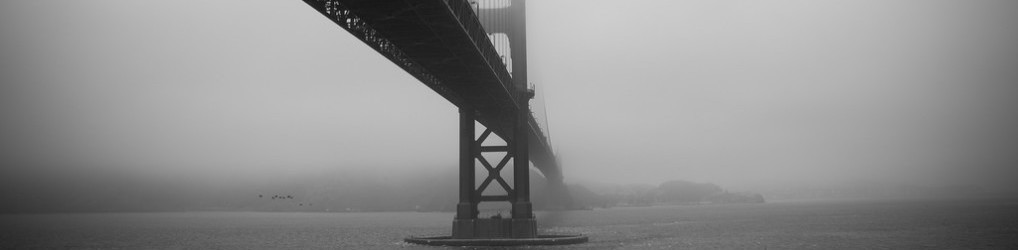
[
  {"left": 529, "top": 112, "right": 551, "bottom": 149},
  {"left": 445, "top": 0, "right": 517, "bottom": 102}
]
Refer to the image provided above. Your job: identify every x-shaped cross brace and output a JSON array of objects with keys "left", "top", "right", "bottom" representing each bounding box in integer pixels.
[{"left": 474, "top": 128, "right": 514, "bottom": 201}]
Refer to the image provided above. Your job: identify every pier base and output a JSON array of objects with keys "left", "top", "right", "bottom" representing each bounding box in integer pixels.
[
  {"left": 452, "top": 218, "right": 536, "bottom": 239},
  {"left": 407, "top": 217, "right": 584, "bottom": 246},
  {"left": 404, "top": 234, "right": 588, "bottom": 246}
]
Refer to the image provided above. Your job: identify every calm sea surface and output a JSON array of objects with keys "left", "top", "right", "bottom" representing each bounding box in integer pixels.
[{"left": 2, "top": 198, "right": 1016, "bottom": 249}]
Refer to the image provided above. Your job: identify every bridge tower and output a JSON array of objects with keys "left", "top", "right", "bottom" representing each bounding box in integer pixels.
[
  {"left": 453, "top": 0, "right": 536, "bottom": 239},
  {"left": 298, "top": 0, "right": 586, "bottom": 244}
]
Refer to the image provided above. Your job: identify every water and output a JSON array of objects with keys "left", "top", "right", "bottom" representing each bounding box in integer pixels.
[{"left": 3, "top": 198, "right": 1016, "bottom": 249}]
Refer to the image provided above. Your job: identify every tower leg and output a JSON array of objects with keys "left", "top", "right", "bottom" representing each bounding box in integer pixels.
[
  {"left": 452, "top": 107, "right": 478, "bottom": 239},
  {"left": 508, "top": 0, "right": 536, "bottom": 238},
  {"left": 509, "top": 110, "right": 536, "bottom": 238},
  {"left": 509, "top": 0, "right": 531, "bottom": 219}
]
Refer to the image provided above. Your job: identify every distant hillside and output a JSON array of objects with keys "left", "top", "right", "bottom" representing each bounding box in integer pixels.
[{"left": 563, "top": 180, "right": 765, "bottom": 208}]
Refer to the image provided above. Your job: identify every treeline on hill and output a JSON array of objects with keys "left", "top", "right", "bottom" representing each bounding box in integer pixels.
[{"left": 559, "top": 180, "right": 765, "bottom": 209}]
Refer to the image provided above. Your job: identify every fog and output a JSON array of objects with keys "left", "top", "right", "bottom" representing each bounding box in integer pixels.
[{"left": 1, "top": 0, "right": 1016, "bottom": 212}]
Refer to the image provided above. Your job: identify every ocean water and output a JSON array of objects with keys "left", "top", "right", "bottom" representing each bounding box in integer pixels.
[{"left": 2, "top": 198, "right": 1016, "bottom": 249}]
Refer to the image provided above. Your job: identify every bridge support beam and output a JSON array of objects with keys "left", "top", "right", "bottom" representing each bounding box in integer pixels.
[
  {"left": 451, "top": 107, "right": 536, "bottom": 239},
  {"left": 510, "top": 111, "right": 536, "bottom": 238},
  {"left": 452, "top": 107, "right": 479, "bottom": 238},
  {"left": 451, "top": 0, "right": 534, "bottom": 241},
  {"left": 455, "top": 107, "right": 478, "bottom": 221},
  {"left": 508, "top": 0, "right": 536, "bottom": 238}
]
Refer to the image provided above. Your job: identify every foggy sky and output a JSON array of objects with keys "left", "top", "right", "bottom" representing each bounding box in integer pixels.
[{"left": 1, "top": 0, "right": 1016, "bottom": 194}]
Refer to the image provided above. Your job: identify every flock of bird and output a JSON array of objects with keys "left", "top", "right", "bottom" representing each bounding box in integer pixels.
[{"left": 258, "top": 194, "right": 311, "bottom": 206}]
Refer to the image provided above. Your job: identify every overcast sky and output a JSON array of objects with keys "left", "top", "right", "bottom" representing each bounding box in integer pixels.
[{"left": 1, "top": 0, "right": 1016, "bottom": 192}]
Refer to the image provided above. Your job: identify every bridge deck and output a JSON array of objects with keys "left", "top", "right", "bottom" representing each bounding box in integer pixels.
[{"left": 303, "top": 0, "right": 560, "bottom": 181}]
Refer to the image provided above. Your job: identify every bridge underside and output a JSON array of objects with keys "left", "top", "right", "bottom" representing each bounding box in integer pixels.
[{"left": 302, "top": 0, "right": 561, "bottom": 183}]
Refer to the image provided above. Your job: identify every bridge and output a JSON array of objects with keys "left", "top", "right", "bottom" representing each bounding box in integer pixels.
[{"left": 300, "top": 0, "right": 582, "bottom": 243}]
